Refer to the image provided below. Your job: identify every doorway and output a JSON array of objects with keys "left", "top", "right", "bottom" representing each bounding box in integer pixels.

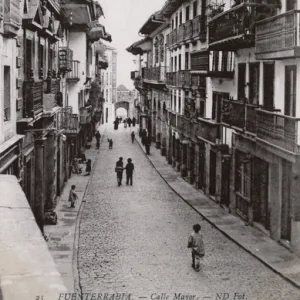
[{"left": 221, "top": 155, "right": 230, "bottom": 207}]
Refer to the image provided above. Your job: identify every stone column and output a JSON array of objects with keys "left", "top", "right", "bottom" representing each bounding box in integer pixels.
[
  {"left": 215, "top": 150, "right": 222, "bottom": 204},
  {"left": 194, "top": 144, "right": 200, "bottom": 189},
  {"left": 269, "top": 157, "right": 282, "bottom": 241},
  {"left": 34, "top": 139, "right": 46, "bottom": 235},
  {"left": 205, "top": 144, "right": 211, "bottom": 195},
  {"left": 156, "top": 115, "right": 161, "bottom": 149},
  {"left": 291, "top": 158, "right": 300, "bottom": 256},
  {"left": 161, "top": 113, "right": 167, "bottom": 156},
  {"left": 229, "top": 147, "right": 236, "bottom": 214}
]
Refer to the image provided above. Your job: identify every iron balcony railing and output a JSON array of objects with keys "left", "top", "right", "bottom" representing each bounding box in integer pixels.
[
  {"left": 220, "top": 97, "right": 300, "bottom": 153},
  {"left": 256, "top": 109, "right": 300, "bottom": 153},
  {"left": 208, "top": 1, "right": 278, "bottom": 50},
  {"left": 255, "top": 10, "right": 300, "bottom": 58},
  {"left": 67, "top": 60, "right": 80, "bottom": 81},
  {"left": 167, "top": 15, "right": 206, "bottom": 48},
  {"left": 221, "top": 98, "right": 258, "bottom": 134}
]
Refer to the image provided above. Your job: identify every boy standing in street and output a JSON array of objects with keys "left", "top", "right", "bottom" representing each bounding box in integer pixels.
[
  {"left": 68, "top": 185, "right": 78, "bottom": 208},
  {"left": 125, "top": 158, "right": 134, "bottom": 186},
  {"left": 187, "top": 224, "right": 205, "bottom": 271}
]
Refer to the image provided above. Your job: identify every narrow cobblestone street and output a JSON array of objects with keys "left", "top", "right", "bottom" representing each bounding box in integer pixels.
[{"left": 78, "top": 125, "right": 300, "bottom": 300}]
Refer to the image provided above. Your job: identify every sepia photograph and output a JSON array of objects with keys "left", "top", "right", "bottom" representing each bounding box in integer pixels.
[{"left": 1, "top": 0, "right": 300, "bottom": 299}]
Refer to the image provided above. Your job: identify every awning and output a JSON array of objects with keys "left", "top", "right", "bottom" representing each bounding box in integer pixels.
[{"left": 139, "top": 10, "right": 165, "bottom": 35}]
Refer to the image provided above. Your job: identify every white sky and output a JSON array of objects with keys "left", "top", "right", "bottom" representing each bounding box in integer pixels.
[{"left": 98, "top": 0, "right": 166, "bottom": 90}]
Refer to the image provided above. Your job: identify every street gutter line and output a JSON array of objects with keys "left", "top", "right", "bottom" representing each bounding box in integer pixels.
[{"left": 72, "top": 125, "right": 107, "bottom": 296}]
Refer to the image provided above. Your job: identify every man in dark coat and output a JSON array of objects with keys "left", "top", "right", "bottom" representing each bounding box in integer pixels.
[
  {"left": 113, "top": 119, "right": 119, "bottom": 130},
  {"left": 145, "top": 137, "right": 151, "bottom": 155},
  {"left": 115, "top": 157, "right": 124, "bottom": 186},
  {"left": 125, "top": 158, "right": 134, "bottom": 186},
  {"left": 95, "top": 131, "right": 101, "bottom": 149},
  {"left": 132, "top": 117, "right": 136, "bottom": 127},
  {"left": 127, "top": 117, "right": 132, "bottom": 127}
]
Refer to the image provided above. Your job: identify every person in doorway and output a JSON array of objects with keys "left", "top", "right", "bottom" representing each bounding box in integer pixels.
[
  {"left": 131, "top": 131, "right": 135, "bottom": 143},
  {"left": 132, "top": 117, "right": 136, "bottom": 127},
  {"left": 127, "top": 117, "right": 132, "bottom": 127},
  {"left": 85, "top": 159, "right": 92, "bottom": 175},
  {"left": 95, "top": 131, "right": 101, "bottom": 149},
  {"left": 125, "top": 158, "right": 134, "bottom": 186},
  {"left": 187, "top": 224, "right": 205, "bottom": 272},
  {"left": 115, "top": 157, "right": 124, "bottom": 186},
  {"left": 68, "top": 185, "right": 78, "bottom": 208}
]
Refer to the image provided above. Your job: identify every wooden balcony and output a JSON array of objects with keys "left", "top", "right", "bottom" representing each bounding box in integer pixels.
[
  {"left": 3, "top": 0, "right": 21, "bottom": 37},
  {"left": 222, "top": 98, "right": 258, "bottom": 134},
  {"left": 256, "top": 109, "right": 300, "bottom": 153},
  {"left": 197, "top": 118, "right": 221, "bottom": 145},
  {"left": 23, "top": 80, "right": 43, "bottom": 118},
  {"left": 57, "top": 107, "right": 79, "bottom": 134},
  {"left": 67, "top": 61, "right": 80, "bottom": 82},
  {"left": 143, "top": 66, "right": 166, "bottom": 83},
  {"left": 79, "top": 105, "right": 92, "bottom": 124},
  {"left": 167, "top": 15, "right": 206, "bottom": 48},
  {"left": 208, "top": 1, "right": 278, "bottom": 51},
  {"left": 166, "top": 72, "right": 177, "bottom": 86},
  {"left": 177, "top": 115, "right": 192, "bottom": 137},
  {"left": 178, "top": 70, "right": 191, "bottom": 87},
  {"left": 255, "top": 10, "right": 300, "bottom": 60},
  {"left": 191, "top": 74, "right": 206, "bottom": 90},
  {"left": 59, "top": 47, "right": 73, "bottom": 73}
]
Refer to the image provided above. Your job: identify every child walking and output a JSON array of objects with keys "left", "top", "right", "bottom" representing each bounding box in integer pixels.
[
  {"left": 187, "top": 224, "right": 205, "bottom": 272},
  {"left": 68, "top": 185, "right": 78, "bottom": 208}
]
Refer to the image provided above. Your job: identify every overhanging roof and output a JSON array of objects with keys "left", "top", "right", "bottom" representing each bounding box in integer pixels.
[
  {"left": 161, "top": 0, "right": 185, "bottom": 18},
  {"left": 126, "top": 37, "right": 152, "bottom": 55},
  {"left": 139, "top": 10, "right": 165, "bottom": 35},
  {"left": 87, "top": 21, "right": 112, "bottom": 43}
]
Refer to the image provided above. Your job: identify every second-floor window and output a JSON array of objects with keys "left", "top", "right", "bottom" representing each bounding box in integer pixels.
[
  {"left": 160, "top": 36, "right": 164, "bottom": 63},
  {"left": 185, "top": 52, "right": 189, "bottom": 70},
  {"left": 193, "top": 1, "right": 197, "bottom": 18},
  {"left": 154, "top": 38, "right": 159, "bottom": 64},
  {"left": 238, "top": 63, "right": 246, "bottom": 100},
  {"left": 178, "top": 54, "right": 181, "bottom": 71},
  {"left": 25, "top": 38, "right": 33, "bottom": 80},
  {"left": 285, "top": 65, "right": 296, "bottom": 117},
  {"left": 186, "top": 6, "right": 190, "bottom": 21},
  {"left": 179, "top": 11, "right": 182, "bottom": 25},
  {"left": 249, "top": 63, "right": 260, "bottom": 105}
]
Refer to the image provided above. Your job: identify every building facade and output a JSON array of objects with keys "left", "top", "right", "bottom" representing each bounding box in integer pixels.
[
  {"left": 101, "top": 45, "right": 117, "bottom": 123},
  {"left": 128, "top": 0, "right": 300, "bottom": 256},
  {"left": 0, "top": 0, "right": 111, "bottom": 235}
]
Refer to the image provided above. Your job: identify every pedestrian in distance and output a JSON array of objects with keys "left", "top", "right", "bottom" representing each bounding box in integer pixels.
[
  {"left": 132, "top": 117, "right": 136, "bottom": 127},
  {"left": 115, "top": 157, "right": 124, "bottom": 186},
  {"left": 187, "top": 224, "right": 205, "bottom": 272},
  {"left": 85, "top": 159, "right": 92, "bottom": 175},
  {"left": 127, "top": 117, "right": 132, "bottom": 127},
  {"left": 145, "top": 137, "right": 151, "bottom": 155},
  {"left": 131, "top": 131, "right": 135, "bottom": 143},
  {"left": 95, "top": 131, "right": 101, "bottom": 149},
  {"left": 113, "top": 119, "right": 119, "bottom": 130},
  {"left": 124, "top": 119, "right": 127, "bottom": 128},
  {"left": 125, "top": 158, "right": 134, "bottom": 186},
  {"left": 108, "top": 138, "right": 113, "bottom": 149},
  {"left": 68, "top": 185, "right": 78, "bottom": 208}
]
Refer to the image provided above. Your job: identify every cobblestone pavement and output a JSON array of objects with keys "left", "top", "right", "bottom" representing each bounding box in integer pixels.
[{"left": 78, "top": 124, "right": 300, "bottom": 300}]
